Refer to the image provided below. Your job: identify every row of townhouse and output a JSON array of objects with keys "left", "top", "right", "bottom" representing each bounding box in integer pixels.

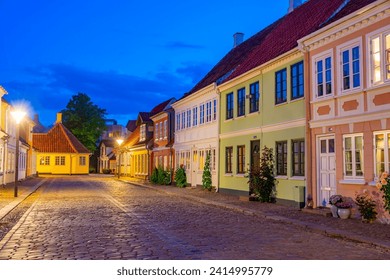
[
  {"left": 174, "top": 0, "right": 390, "bottom": 209},
  {"left": 115, "top": 0, "right": 389, "bottom": 213},
  {"left": 0, "top": 86, "right": 90, "bottom": 183}
]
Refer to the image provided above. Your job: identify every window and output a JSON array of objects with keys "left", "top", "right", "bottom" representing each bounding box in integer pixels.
[
  {"left": 374, "top": 131, "right": 390, "bottom": 177},
  {"left": 200, "top": 104, "right": 205, "bottom": 124},
  {"left": 187, "top": 109, "right": 191, "bottom": 128},
  {"left": 192, "top": 107, "right": 198, "bottom": 126},
  {"left": 181, "top": 111, "right": 185, "bottom": 129},
  {"left": 79, "top": 156, "right": 86, "bottom": 166},
  {"left": 206, "top": 101, "right": 212, "bottom": 122},
  {"left": 176, "top": 113, "right": 180, "bottom": 131},
  {"left": 292, "top": 139, "right": 304, "bottom": 176},
  {"left": 249, "top": 82, "right": 259, "bottom": 113},
  {"left": 225, "top": 147, "right": 233, "bottom": 174},
  {"left": 291, "top": 61, "right": 304, "bottom": 99},
  {"left": 315, "top": 55, "right": 332, "bottom": 97},
  {"left": 155, "top": 123, "right": 159, "bottom": 141},
  {"left": 55, "top": 156, "right": 65, "bottom": 166},
  {"left": 140, "top": 124, "right": 146, "bottom": 141},
  {"left": 275, "top": 68, "right": 287, "bottom": 104},
  {"left": 341, "top": 45, "right": 361, "bottom": 91},
  {"left": 344, "top": 134, "right": 363, "bottom": 178},
  {"left": 40, "top": 156, "right": 50, "bottom": 166},
  {"left": 213, "top": 99, "right": 217, "bottom": 121},
  {"left": 159, "top": 121, "right": 163, "bottom": 139},
  {"left": 226, "top": 93, "right": 234, "bottom": 120},
  {"left": 163, "top": 120, "right": 167, "bottom": 138},
  {"left": 237, "top": 145, "right": 245, "bottom": 174},
  {"left": 276, "top": 141, "right": 287, "bottom": 175},
  {"left": 237, "top": 88, "right": 245, "bottom": 116},
  {"left": 370, "top": 31, "right": 390, "bottom": 84}
]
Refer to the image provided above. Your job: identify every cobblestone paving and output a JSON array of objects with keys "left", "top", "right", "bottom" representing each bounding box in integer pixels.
[{"left": 0, "top": 176, "right": 389, "bottom": 260}]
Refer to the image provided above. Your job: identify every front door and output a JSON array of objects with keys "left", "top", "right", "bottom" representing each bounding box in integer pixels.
[
  {"left": 250, "top": 140, "right": 260, "bottom": 170},
  {"left": 318, "top": 136, "right": 336, "bottom": 207},
  {"left": 191, "top": 150, "right": 198, "bottom": 187}
]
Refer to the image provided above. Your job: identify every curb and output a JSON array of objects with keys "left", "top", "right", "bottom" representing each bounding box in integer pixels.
[
  {"left": 0, "top": 178, "right": 47, "bottom": 220},
  {"left": 121, "top": 179, "right": 390, "bottom": 251}
]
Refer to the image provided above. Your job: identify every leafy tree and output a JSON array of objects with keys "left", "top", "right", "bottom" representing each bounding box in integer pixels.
[
  {"left": 61, "top": 93, "right": 106, "bottom": 152},
  {"left": 202, "top": 151, "right": 212, "bottom": 191}
]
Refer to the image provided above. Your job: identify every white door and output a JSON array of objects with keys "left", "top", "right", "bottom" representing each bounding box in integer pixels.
[
  {"left": 191, "top": 150, "right": 198, "bottom": 187},
  {"left": 318, "top": 136, "right": 336, "bottom": 207}
]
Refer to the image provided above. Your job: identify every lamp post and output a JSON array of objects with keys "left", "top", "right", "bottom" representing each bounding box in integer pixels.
[
  {"left": 11, "top": 109, "right": 26, "bottom": 197},
  {"left": 116, "top": 138, "right": 124, "bottom": 179}
]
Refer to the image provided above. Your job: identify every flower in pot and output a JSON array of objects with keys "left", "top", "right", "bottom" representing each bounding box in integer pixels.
[
  {"left": 355, "top": 190, "right": 377, "bottom": 223},
  {"left": 335, "top": 197, "right": 354, "bottom": 219},
  {"left": 329, "top": 194, "right": 343, "bottom": 218}
]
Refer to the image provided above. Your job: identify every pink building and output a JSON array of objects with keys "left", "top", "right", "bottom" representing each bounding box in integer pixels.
[{"left": 299, "top": 0, "right": 389, "bottom": 219}]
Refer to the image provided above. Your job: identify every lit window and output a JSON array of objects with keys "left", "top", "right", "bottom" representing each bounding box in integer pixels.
[
  {"left": 79, "top": 156, "right": 86, "bottom": 166},
  {"left": 374, "top": 131, "right": 390, "bottom": 177},
  {"left": 369, "top": 31, "right": 390, "bottom": 85}
]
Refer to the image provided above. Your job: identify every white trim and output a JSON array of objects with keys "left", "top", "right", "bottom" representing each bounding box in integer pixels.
[
  {"left": 336, "top": 37, "right": 363, "bottom": 95},
  {"left": 312, "top": 50, "right": 334, "bottom": 101},
  {"left": 373, "top": 130, "right": 390, "bottom": 178},
  {"left": 310, "top": 111, "right": 390, "bottom": 128},
  {"left": 339, "top": 179, "right": 366, "bottom": 185},
  {"left": 342, "top": 133, "right": 364, "bottom": 179}
]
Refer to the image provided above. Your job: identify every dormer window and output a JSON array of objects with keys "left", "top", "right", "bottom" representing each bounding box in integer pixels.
[{"left": 140, "top": 124, "right": 146, "bottom": 141}]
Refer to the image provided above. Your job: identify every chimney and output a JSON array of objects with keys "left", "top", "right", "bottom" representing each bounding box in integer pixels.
[
  {"left": 56, "top": 112, "right": 63, "bottom": 124},
  {"left": 233, "top": 32, "right": 244, "bottom": 48},
  {"left": 288, "top": 0, "right": 302, "bottom": 13}
]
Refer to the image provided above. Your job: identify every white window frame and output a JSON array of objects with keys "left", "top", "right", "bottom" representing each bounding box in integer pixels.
[
  {"left": 140, "top": 124, "right": 146, "bottom": 141},
  {"left": 163, "top": 120, "right": 167, "bottom": 139},
  {"left": 206, "top": 100, "right": 212, "bottom": 123},
  {"left": 367, "top": 25, "right": 390, "bottom": 86},
  {"left": 192, "top": 106, "right": 198, "bottom": 127},
  {"left": 159, "top": 121, "right": 163, "bottom": 140},
  {"left": 312, "top": 50, "right": 334, "bottom": 100},
  {"left": 373, "top": 130, "right": 390, "bottom": 178},
  {"left": 343, "top": 133, "right": 364, "bottom": 179},
  {"left": 155, "top": 123, "right": 159, "bottom": 141},
  {"left": 186, "top": 109, "right": 191, "bottom": 128},
  {"left": 176, "top": 113, "right": 181, "bottom": 131},
  {"left": 337, "top": 38, "right": 363, "bottom": 95},
  {"left": 181, "top": 111, "right": 186, "bottom": 130},
  {"left": 199, "top": 103, "right": 205, "bottom": 125}
]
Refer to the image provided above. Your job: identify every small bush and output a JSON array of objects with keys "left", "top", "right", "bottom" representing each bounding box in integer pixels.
[
  {"left": 202, "top": 152, "right": 212, "bottom": 191},
  {"left": 175, "top": 166, "right": 187, "bottom": 188},
  {"left": 151, "top": 167, "right": 171, "bottom": 185},
  {"left": 355, "top": 191, "right": 377, "bottom": 222}
]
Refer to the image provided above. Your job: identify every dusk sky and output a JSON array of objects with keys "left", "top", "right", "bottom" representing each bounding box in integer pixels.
[{"left": 1, "top": 0, "right": 288, "bottom": 127}]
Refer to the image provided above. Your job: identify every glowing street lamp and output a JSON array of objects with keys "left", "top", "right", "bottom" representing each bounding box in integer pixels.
[
  {"left": 11, "top": 109, "right": 26, "bottom": 197},
  {"left": 116, "top": 138, "right": 124, "bottom": 179}
]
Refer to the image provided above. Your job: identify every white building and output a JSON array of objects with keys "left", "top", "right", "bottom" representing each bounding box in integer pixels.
[{"left": 172, "top": 83, "right": 219, "bottom": 188}]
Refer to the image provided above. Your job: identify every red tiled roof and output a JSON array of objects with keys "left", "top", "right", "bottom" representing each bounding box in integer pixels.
[
  {"left": 33, "top": 123, "right": 90, "bottom": 153},
  {"left": 150, "top": 98, "right": 175, "bottom": 116},
  {"left": 126, "top": 120, "right": 137, "bottom": 132},
  {"left": 187, "top": 0, "right": 372, "bottom": 94}
]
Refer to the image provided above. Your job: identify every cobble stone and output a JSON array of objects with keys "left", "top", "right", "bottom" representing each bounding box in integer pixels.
[{"left": 0, "top": 176, "right": 389, "bottom": 260}]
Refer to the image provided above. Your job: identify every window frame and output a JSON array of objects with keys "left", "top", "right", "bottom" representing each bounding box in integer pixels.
[
  {"left": 237, "top": 87, "right": 246, "bottom": 117},
  {"left": 225, "top": 146, "right": 233, "bottom": 174},
  {"left": 337, "top": 38, "right": 362, "bottom": 94},
  {"left": 55, "top": 156, "right": 66, "bottom": 166},
  {"left": 276, "top": 141, "right": 288, "bottom": 176},
  {"left": 275, "top": 68, "right": 287, "bottom": 105},
  {"left": 292, "top": 139, "right": 305, "bottom": 176},
  {"left": 343, "top": 133, "right": 364, "bottom": 179},
  {"left": 237, "top": 145, "right": 245, "bottom": 174},
  {"left": 373, "top": 131, "right": 390, "bottom": 178},
  {"left": 313, "top": 51, "right": 334, "bottom": 99},
  {"left": 226, "top": 92, "right": 234, "bottom": 120},
  {"left": 249, "top": 81, "right": 259, "bottom": 113},
  {"left": 290, "top": 61, "right": 304, "bottom": 100},
  {"left": 368, "top": 26, "right": 390, "bottom": 86},
  {"left": 79, "top": 156, "right": 86, "bottom": 166}
]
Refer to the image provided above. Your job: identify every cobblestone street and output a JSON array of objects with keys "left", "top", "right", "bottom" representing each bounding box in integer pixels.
[{"left": 0, "top": 176, "right": 389, "bottom": 260}]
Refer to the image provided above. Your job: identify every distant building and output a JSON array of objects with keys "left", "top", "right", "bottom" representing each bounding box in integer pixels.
[{"left": 33, "top": 113, "right": 90, "bottom": 175}]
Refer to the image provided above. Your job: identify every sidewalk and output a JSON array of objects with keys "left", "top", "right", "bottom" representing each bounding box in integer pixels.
[
  {"left": 119, "top": 177, "right": 390, "bottom": 251},
  {"left": 0, "top": 177, "right": 46, "bottom": 220}
]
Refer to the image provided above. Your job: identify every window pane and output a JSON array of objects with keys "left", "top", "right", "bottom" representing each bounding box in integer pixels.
[
  {"left": 329, "top": 139, "right": 335, "bottom": 153},
  {"left": 321, "top": 140, "right": 327, "bottom": 153}
]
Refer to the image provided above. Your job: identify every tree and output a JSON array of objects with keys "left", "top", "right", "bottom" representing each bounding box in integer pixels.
[
  {"left": 62, "top": 93, "right": 106, "bottom": 152},
  {"left": 202, "top": 151, "right": 212, "bottom": 191}
]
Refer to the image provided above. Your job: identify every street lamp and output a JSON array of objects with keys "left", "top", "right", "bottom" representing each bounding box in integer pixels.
[
  {"left": 11, "top": 109, "right": 26, "bottom": 197},
  {"left": 116, "top": 138, "right": 124, "bottom": 179}
]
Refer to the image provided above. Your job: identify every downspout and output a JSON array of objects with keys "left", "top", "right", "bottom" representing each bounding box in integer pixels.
[{"left": 215, "top": 83, "right": 220, "bottom": 192}]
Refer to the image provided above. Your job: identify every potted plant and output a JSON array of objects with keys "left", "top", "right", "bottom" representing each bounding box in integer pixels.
[
  {"left": 329, "top": 194, "right": 343, "bottom": 218},
  {"left": 335, "top": 196, "right": 354, "bottom": 219},
  {"left": 355, "top": 191, "right": 377, "bottom": 223}
]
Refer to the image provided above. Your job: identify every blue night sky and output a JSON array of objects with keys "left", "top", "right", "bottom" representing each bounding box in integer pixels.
[{"left": 1, "top": 0, "right": 288, "bottom": 127}]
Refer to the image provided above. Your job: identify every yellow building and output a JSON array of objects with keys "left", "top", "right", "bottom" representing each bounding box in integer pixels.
[{"left": 33, "top": 113, "right": 90, "bottom": 175}]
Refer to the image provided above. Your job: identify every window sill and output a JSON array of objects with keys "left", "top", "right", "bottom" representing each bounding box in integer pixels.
[
  {"left": 224, "top": 173, "right": 234, "bottom": 177},
  {"left": 235, "top": 173, "right": 245, "bottom": 178},
  {"left": 224, "top": 118, "right": 234, "bottom": 123},
  {"left": 236, "top": 115, "right": 245, "bottom": 120},
  {"left": 339, "top": 179, "right": 365, "bottom": 185},
  {"left": 290, "top": 176, "right": 305, "bottom": 181},
  {"left": 311, "top": 95, "right": 334, "bottom": 103},
  {"left": 290, "top": 96, "right": 304, "bottom": 103},
  {"left": 276, "top": 175, "right": 288, "bottom": 180},
  {"left": 248, "top": 111, "right": 260, "bottom": 116}
]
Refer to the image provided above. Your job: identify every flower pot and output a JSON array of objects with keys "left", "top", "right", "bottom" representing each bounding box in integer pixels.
[
  {"left": 337, "top": 208, "right": 351, "bottom": 219},
  {"left": 330, "top": 205, "right": 339, "bottom": 218}
]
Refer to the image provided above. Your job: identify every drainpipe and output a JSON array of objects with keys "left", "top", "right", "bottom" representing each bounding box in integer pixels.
[{"left": 215, "top": 83, "right": 220, "bottom": 193}]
